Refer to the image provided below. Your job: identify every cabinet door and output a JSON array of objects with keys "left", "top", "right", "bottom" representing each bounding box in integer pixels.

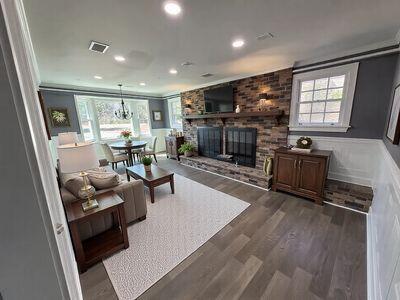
[
  {"left": 296, "top": 155, "right": 326, "bottom": 196},
  {"left": 274, "top": 153, "right": 297, "bottom": 189}
]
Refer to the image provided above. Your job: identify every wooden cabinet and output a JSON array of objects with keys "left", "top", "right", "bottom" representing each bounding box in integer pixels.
[
  {"left": 165, "top": 136, "right": 184, "bottom": 161},
  {"left": 272, "top": 148, "right": 331, "bottom": 205}
]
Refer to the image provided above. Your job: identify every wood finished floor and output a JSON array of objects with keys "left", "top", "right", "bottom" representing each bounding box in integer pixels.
[{"left": 80, "top": 156, "right": 366, "bottom": 300}]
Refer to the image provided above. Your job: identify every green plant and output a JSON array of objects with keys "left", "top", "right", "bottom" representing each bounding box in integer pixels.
[
  {"left": 296, "top": 136, "right": 313, "bottom": 149},
  {"left": 141, "top": 155, "right": 152, "bottom": 166},
  {"left": 52, "top": 111, "right": 66, "bottom": 123},
  {"left": 178, "top": 142, "right": 195, "bottom": 154}
]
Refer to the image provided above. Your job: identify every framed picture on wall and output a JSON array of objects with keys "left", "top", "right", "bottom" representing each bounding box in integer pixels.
[
  {"left": 387, "top": 84, "right": 400, "bottom": 144},
  {"left": 153, "top": 111, "right": 162, "bottom": 121},
  {"left": 48, "top": 107, "right": 71, "bottom": 127}
]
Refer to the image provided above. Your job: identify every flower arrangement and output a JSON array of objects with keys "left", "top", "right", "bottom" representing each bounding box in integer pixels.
[
  {"left": 296, "top": 136, "right": 313, "bottom": 149},
  {"left": 121, "top": 130, "right": 132, "bottom": 144},
  {"left": 120, "top": 130, "right": 132, "bottom": 139}
]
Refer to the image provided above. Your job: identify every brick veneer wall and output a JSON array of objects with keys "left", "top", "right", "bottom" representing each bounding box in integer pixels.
[{"left": 181, "top": 68, "right": 293, "bottom": 172}]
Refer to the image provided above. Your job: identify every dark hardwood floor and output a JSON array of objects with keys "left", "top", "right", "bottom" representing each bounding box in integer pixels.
[{"left": 80, "top": 156, "right": 366, "bottom": 300}]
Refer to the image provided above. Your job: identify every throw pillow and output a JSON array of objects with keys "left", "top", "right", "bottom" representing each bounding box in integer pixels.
[
  {"left": 87, "top": 171, "right": 121, "bottom": 190},
  {"left": 64, "top": 176, "right": 95, "bottom": 199}
]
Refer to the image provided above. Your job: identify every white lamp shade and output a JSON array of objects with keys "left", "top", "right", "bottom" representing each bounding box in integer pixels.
[
  {"left": 58, "top": 132, "right": 79, "bottom": 145},
  {"left": 57, "top": 142, "right": 98, "bottom": 173}
]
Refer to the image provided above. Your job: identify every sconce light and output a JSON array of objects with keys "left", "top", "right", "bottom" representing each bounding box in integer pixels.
[
  {"left": 258, "top": 93, "right": 273, "bottom": 111},
  {"left": 184, "top": 103, "right": 192, "bottom": 115}
]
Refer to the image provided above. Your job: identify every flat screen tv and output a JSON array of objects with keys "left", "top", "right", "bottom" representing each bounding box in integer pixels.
[{"left": 204, "top": 85, "right": 234, "bottom": 113}]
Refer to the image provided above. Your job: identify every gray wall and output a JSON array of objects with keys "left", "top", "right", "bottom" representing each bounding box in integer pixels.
[
  {"left": 0, "top": 10, "right": 64, "bottom": 300},
  {"left": 291, "top": 54, "right": 399, "bottom": 139},
  {"left": 149, "top": 98, "right": 167, "bottom": 129},
  {"left": 383, "top": 53, "right": 400, "bottom": 168},
  {"left": 40, "top": 89, "right": 170, "bottom": 135},
  {"left": 41, "top": 90, "right": 81, "bottom": 136}
]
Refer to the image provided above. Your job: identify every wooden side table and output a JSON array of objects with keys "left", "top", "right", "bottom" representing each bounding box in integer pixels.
[{"left": 65, "top": 191, "right": 129, "bottom": 273}]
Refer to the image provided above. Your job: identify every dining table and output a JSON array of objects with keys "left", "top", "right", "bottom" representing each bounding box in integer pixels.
[{"left": 109, "top": 141, "right": 147, "bottom": 166}]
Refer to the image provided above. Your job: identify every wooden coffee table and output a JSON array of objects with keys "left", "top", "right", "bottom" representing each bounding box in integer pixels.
[{"left": 126, "top": 164, "right": 174, "bottom": 203}]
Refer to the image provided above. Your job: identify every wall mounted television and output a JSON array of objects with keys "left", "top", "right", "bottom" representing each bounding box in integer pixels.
[{"left": 204, "top": 85, "right": 234, "bottom": 113}]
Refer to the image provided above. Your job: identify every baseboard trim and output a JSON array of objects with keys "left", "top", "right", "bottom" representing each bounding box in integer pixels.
[
  {"left": 323, "top": 200, "right": 367, "bottom": 215},
  {"left": 180, "top": 162, "right": 271, "bottom": 191}
]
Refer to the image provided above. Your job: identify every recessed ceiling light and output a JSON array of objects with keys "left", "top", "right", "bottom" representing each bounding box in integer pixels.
[
  {"left": 164, "top": 1, "right": 182, "bottom": 16},
  {"left": 94, "top": 75, "right": 102, "bottom": 79},
  {"left": 232, "top": 39, "right": 245, "bottom": 48},
  {"left": 169, "top": 68, "right": 178, "bottom": 74},
  {"left": 114, "top": 55, "right": 126, "bottom": 62},
  {"left": 139, "top": 82, "right": 146, "bottom": 86}
]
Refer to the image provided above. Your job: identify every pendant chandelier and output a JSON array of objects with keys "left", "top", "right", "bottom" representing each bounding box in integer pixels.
[{"left": 114, "top": 84, "right": 133, "bottom": 120}]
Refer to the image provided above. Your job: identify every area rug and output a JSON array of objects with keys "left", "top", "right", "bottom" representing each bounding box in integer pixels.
[{"left": 103, "top": 173, "right": 249, "bottom": 300}]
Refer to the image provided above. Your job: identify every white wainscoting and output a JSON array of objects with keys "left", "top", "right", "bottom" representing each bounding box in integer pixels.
[
  {"left": 368, "top": 141, "right": 400, "bottom": 300},
  {"left": 288, "top": 135, "right": 381, "bottom": 187}
]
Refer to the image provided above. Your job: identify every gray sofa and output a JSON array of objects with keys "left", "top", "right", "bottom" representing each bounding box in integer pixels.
[{"left": 59, "top": 164, "right": 147, "bottom": 241}]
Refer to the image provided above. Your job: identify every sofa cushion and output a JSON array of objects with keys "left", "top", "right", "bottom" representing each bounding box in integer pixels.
[{"left": 87, "top": 171, "right": 121, "bottom": 190}]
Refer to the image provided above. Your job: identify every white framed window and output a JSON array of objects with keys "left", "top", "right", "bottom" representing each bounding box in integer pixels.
[
  {"left": 75, "top": 96, "right": 151, "bottom": 141},
  {"left": 289, "top": 63, "right": 359, "bottom": 132},
  {"left": 168, "top": 97, "right": 182, "bottom": 129}
]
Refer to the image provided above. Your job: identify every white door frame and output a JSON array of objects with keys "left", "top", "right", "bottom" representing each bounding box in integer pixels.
[{"left": 0, "top": 1, "right": 82, "bottom": 299}]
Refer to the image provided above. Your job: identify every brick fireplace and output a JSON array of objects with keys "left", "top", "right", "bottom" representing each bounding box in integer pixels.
[{"left": 180, "top": 68, "right": 292, "bottom": 188}]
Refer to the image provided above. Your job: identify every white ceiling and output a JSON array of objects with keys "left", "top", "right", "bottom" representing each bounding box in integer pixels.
[{"left": 23, "top": 0, "right": 400, "bottom": 96}]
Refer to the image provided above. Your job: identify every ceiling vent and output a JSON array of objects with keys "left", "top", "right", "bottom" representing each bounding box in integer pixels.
[
  {"left": 201, "top": 73, "right": 214, "bottom": 78},
  {"left": 89, "top": 41, "right": 109, "bottom": 53},
  {"left": 181, "top": 61, "right": 195, "bottom": 67},
  {"left": 256, "top": 33, "right": 274, "bottom": 41}
]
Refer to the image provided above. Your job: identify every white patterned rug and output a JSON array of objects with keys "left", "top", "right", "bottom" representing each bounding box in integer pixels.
[{"left": 103, "top": 173, "right": 249, "bottom": 300}]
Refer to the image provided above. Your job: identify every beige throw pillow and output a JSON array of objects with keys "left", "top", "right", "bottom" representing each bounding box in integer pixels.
[
  {"left": 64, "top": 176, "right": 94, "bottom": 199},
  {"left": 87, "top": 171, "right": 120, "bottom": 190}
]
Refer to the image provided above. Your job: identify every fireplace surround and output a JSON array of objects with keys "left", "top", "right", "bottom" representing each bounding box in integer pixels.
[{"left": 180, "top": 68, "right": 292, "bottom": 188}]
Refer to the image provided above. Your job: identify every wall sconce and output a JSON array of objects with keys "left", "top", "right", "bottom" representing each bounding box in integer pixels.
[
  {"left": 184, "top": 103, "right": 192, "bottom": 115},
  {"left": 258, "top": 93, "right": 274, "bottom": 111}
]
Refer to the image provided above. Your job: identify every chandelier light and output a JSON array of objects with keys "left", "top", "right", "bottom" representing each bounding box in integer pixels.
[{"left": 115, "top": 84, "right": 133, "bottom": 120}]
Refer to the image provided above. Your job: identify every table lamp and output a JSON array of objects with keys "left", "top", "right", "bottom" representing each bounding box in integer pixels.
[
  {"left": 57, "top": 142, "right": 99, "bottom": 211},
  {"left": 58, "top": 132, "right": 79, "bottom": 145}
]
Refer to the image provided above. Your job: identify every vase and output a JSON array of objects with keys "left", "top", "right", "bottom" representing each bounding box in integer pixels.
[
  {"left": 235, "top": 105, "right": 241, "bottom": 113},
  {"left": 124, "top": 138, "right": 132, "bottom": 146},
  {"left": 184, "top": 151, "right": 193, "bottom": 157},
  {"left": 144, "top": 164, "right": 151, "bottom": 172}
]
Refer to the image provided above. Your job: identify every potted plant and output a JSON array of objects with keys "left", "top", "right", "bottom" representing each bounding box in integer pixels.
[
  {"left": 141, "top": 155, "right": 152, "bottom": 172},
  {"left": 121, "top": 130, "right": 132, "bottom": 145},
  {"left": 178, "top": 142, "right": 195, "bottom": 157}
]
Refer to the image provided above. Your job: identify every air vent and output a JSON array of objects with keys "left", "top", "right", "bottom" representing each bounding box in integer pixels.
[
  {"left": 256, "top": 33, "right": 274, "bottom": 41},
  {"left": 201, "top": 73, "right": 214, "bottom": 78},
  {"left": 181, "top": 61, "right": 195, "bottom": 67},
  {"left": 89, "top": 41, "right": 109, "bottom": 53}
]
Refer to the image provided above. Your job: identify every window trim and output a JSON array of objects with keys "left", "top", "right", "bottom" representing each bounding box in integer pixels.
[
  {"left": 75, "top": 95, "right": 151, "bottom": 142},
  {"left": 289, "top": 62, "right": 359, "bottom": 132},
  {"left": 167, "top": 97, "right": 182, "bottom": 129}
]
